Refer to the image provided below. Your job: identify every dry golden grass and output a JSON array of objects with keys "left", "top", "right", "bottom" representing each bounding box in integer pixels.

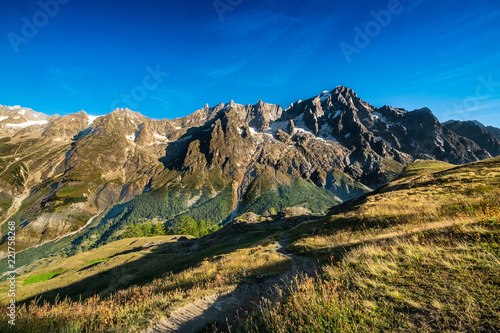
[
  {"left": 243, "top": 217, "right": 500, "bottom": 332},
  {"left": 0, "top": 236, "right": 185, "bottom": 303},
  {"left": 291, "top": 157, "right": 500, "bottom": 258},
  {"left": 0, "top": 240, "right": 291, "bottom": 332}
]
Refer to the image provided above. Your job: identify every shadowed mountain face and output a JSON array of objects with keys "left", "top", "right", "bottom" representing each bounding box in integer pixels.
[
  {"left": 443, "top": 120, "right": 500, "bottom": 158},
  {"left": 1, "top": 87, "right": 499, "bottom": 253}
]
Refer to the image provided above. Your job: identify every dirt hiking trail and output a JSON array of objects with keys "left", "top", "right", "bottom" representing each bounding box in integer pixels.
[
  {"left": 142, "top": 237, "right": 315, "bottom": 333},
  {"left": 143, "top": 220, "right": 462, "bottom": 332}
]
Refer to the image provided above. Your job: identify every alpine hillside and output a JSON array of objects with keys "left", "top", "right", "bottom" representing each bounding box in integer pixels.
[{"left": 1, "top": 86, "right": 500, "bottom": 258}]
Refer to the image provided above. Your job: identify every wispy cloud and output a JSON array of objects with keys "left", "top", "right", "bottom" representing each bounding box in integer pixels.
[
  {"left": 204, "top": 0, "right": 347, "bottom": 80},
  {"left": 207, "top": 53, "right": 259, "bottom": 79},
  {"left": 448, "top": 99, "right": 500, "bottom": 115},
  {"left": 44, "top": 66, "right": 81, "bottom": 97},
  {"left": 150, "top": 88, "right": 199, "bottom": 113},
  {"left": 204, "top": 1, "right": 346, "bottom": 84},
  {"left": 402, "top": 0, "right": 431, "bottom": 13},
  {"left": 212, "top": 8, "right": 298, "bottom": 38},
  {"left": 404, "top": 4, "right": 500, "bottom": 47},
  {"left": 150, "top": 94, "right": 171, "bottom": 110},
  {"left": 411, "top": 52, "right": 500, "bottom": 87}
]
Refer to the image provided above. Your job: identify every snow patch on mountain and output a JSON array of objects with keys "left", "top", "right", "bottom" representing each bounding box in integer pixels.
[
  {"left": 176, "top": 135, "right": 192, "bottom": 142},
  {"left": 318, "top": 124, "right": 337, "bottom": 142},
  {"left": 372, "top": 112, "right": 388, "bottom": 123},
  {"left": 125, "top": 135, "right": 136, "bottom": 143},
  {"left": 388, "top": 106, "right": 406, "bottom": 115},
  {"left": 372, "top": 111, "right": 396, "bottom": 127},
  {"left": 88, "top": 115, "right": 100, "bottom": 125},
  {"left": 320, "top": 90, "right": 332, "bottom": 102},
  {"left": 153, "top": 132, "right": 168, "bottom": 141},
  {"left": 5, "top": 120, "right": 48, "bottom": 128},
  {"left": 292, "top": 114, "right": 313, "bottom": 134},
  {"left": 266, "top": 120, "right": 288, "bottom": 134},
  {"left": 331, "top": 110, "right": 342, "bottom": 119},
  {"left": 436, "top": 135, "right": 444, "bottom": 147}
]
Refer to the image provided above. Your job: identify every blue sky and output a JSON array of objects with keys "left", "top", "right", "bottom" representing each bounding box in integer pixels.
[{"left": 1, "top": 0, "right": 500, "bottom": 127}]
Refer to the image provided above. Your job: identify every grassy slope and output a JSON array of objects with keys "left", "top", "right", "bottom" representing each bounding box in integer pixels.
[
  {"left": 242, "top": 157, "right": 500, "bottom": 332},
  {"left": 289, "top": 158, "right": 500, "bottom": 261},
  {"left": 245, "top": 220, "right": 500, "bottom": 332},
  {"left": 0, "top": 221, "right": 290, "bottom": 332},
  {"left": 0, "top": 236, "right": 189, "bottom": 303}
]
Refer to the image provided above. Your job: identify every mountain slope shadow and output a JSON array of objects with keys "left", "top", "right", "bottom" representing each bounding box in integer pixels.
[
  {"left": 143, "top": 236, "right": 317, "bottom": 333},
  {"left": 21, "top": 222, "right": 274, "bottom": 305},
  {"left": 159, "top": 114, "right": 221, "bottom": 170}
]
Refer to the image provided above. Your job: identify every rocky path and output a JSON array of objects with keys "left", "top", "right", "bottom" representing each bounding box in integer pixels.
[{"left": 142, "top": 236, "right": 316, "bottom": 333}]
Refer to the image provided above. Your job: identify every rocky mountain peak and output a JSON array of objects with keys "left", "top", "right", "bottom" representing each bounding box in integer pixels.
[
  {"left": 254, "top": 99, "right": 282, "bottom": 116},
  {"left": 41, "top": 111, "right": 92, "bottom": 142},
  {"left": 109, "top": 107, "right": 144, "bottom": 118},
  {"left": 377, "top": 105, "right": 407, "bottom": 117},
  {"left": 3, "top": 87, "right": 500, "bottom": 255},
  {"left": 331, "top": 85, "right": 357, "bottom": 98},
  {"left": 0, "top": 105, "right": 56, "bottom": 137},
  {"left": 199, "top": 99, "right": 283, "bottom": 132},
  {"left": 96, "top": 108, "right": 145, "bottom": 130},
  {"left": 409, "top": 107, "right": 436, "bottom": 122},
  {"left": 329, "top": 86, "right": 375, "bottom": 116},
  {"left": 443, "top": 119, "right": 500, "bottom": 157},
  {"left": 0, "top": 105, "right": 53, "bottom": 122}
]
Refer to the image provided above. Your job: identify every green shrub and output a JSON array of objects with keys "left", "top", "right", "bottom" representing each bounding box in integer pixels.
[
  {"left": 85, "top": 258, "right": 110, "bottom": 265},
  {"left": 23, "top": 270, "right": 69, "bottom": 286}
]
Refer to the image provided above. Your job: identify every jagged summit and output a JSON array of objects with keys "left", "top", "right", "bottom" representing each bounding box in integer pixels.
[
  {"left": 110, "top": 107, "right": 142, "bottom": 115},
  {"left": 1, "top": 86, "right": 500, "bottom": 254},
  {"left": 331, "top": 85, "right": 357, "bottom": 97},
  {"left": 444, "top": 119, "right": 500, "bottom": 157},
  {"left": 445, "top": 119, "right": 500, "bottom": 142},
  {"left": 0, "top": 105, "right": 58, "bottom": 139}
]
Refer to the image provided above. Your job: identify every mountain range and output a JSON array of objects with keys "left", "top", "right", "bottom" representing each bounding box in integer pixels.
[{"left": 1, "top": 86, "right": 500, "bottom": 255}]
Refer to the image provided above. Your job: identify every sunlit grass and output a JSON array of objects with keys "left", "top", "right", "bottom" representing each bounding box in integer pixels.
[
  {"left": 290, "top": 158, "right": 500, "bottom": 261},
  {"left": 85, "top": 257, "right": 110, "bottom": 265},
  {"left": 243, "top": 218, "right": 500, "bottom": 332},
  {"left": 0, "top": 241, "right": 291, "bottom": 333},
  {"left": 23, "top": 270, "right": 70, "bottom": 286}
]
